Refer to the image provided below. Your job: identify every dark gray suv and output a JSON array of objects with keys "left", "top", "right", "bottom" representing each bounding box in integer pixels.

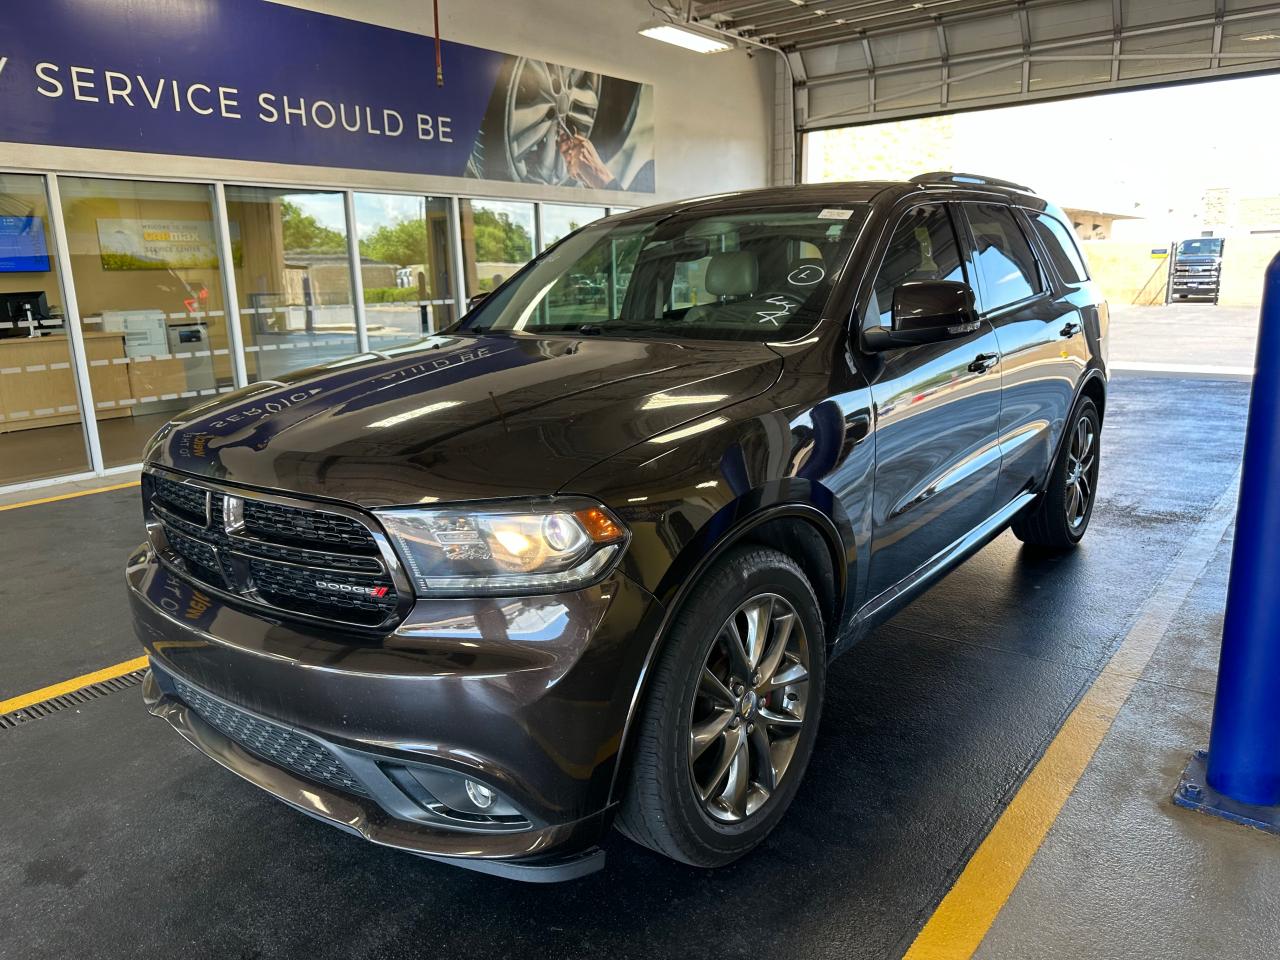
[{"left": 130, "top": 173, "right": 1107, "bottom": 880}]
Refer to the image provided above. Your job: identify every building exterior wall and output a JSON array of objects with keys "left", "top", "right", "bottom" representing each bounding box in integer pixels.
[
  {"left": 1219, "top": 236, "right": 1280, "bottom": 307},
  {"left": 1082, "top": 235, "right": 1280, "bottom": 307},
  {"left": 1081, "top": 242, "right": 1173, "bottom": 307}
]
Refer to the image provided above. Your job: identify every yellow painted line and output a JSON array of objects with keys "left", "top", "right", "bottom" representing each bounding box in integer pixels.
[
  {"left": 0, "top": 655, "right": 149, "bottom": 716},
  {"left": 0, "top": 479, "right": 140, "bottom": 512},
  {"left": 903, "top": 474, "right": 1240, "bottom": 960}
]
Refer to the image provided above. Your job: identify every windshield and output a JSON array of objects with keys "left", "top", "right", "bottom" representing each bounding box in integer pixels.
[
  {"left": 457, "top": 204, "right": 868, "bottom": 342},
  {"left": 1178, "top": 238, "right": 1223, "bottom": 257}
]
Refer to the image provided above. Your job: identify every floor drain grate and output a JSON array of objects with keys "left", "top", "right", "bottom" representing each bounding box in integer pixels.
[{"left": 0, "top": 670, "right": 148, "bottom": 730}]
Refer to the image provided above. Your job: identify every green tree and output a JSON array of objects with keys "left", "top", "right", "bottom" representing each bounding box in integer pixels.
[
  {"left": 473, "top": 208, "right": 532, "bottom": 262},
  {"left": 281, "top": 199, "right": 346, "bottom": 254},
  {"left": 360, "top": 218, "right": 427, "bottom": 268}
]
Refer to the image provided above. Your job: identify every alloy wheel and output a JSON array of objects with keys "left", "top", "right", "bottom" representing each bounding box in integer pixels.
[
  {"left": 1064, "top": 414, "right": 1098, "bottom": 532},
  {"left": 688, "top": 593, "right": 811, "bottom": 824}
]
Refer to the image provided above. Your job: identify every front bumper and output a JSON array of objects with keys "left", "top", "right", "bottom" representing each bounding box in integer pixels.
[{"left": 127, "top": 542, "right": 662, "bottom": 881}]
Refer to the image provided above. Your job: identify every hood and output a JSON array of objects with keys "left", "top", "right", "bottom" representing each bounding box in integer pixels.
[{"left": 150, "top": 333, "right": 782, "bottom": 506}]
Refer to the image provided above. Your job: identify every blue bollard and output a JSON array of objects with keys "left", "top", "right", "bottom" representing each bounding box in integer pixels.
[{"left": 1174, "top": 251, "right": 1280, "bottom": 831}]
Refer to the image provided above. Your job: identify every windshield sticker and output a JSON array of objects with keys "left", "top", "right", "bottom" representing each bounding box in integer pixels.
[
  {"left": 787, "top": 264, "right": 826, "bottom": 286},
  {"left": 817, "top": 208, "right": 854, "bottom": 220}
]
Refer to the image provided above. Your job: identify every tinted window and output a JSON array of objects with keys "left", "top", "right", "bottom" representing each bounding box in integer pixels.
[
  {"left": 869, "top": 204, "right": 965, "bottom": 327},
  {"left": 965, "top": 204, "right": 1042, "bottom": 310},
  {"left": 1030, "top": 213, "right": 1089, "bottom": 284}
]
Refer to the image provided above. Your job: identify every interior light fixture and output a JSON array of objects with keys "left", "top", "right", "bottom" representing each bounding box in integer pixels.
[{"left": 639, "top": 20, "right": 735, "bottom": 54}]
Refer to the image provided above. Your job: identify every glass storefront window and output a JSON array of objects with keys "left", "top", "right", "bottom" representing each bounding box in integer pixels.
[
  {"left": 0, "top": 174, "right": 90, "bottom": 485},
  {"left": 353, "top": 193, "right": 457, "bottom": 348},
  {"left": 0, "top": 181, "right": 652, "bottom": 491},
  {"left": 225, "top": 186, "right": 357, "bottom": 382},
  {"left": 540, "top": 204, "right": 607, "bottom": 249},
  {"left": 459, "top": 199, "right": 535, "bottom": 296},
  {"left": 59, "top": 176, "right": 234, "bottom": 470}
]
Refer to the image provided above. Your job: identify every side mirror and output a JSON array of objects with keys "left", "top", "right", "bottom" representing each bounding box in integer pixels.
[
  {"left": 864, "top": 280, "right": 980, "bottom": 351},
  {"left": 467, "top": 292, "right": 490, "bottom": 312}
]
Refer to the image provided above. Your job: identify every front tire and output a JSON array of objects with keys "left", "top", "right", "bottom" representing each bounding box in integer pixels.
[
  {"left": 616, "top": 545, "right": 826, "bottom": 867},
  {"left": 1012, "top": 397, "right": 1101, "bottom": 550}
]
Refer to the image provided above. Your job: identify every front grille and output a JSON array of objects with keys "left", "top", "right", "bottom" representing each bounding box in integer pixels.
[
  {"left": 250, "top": 559, "right": 398, "bottom": 622},
  {"left": 176, "top": 680, "right": 367, "bottom": 796},
  {"left": 242, "top": 499, "right": 379, "bottom": 552},
  {"left": 146, "top": 471, "right": 403, "bottom": 629},
  {"left": 165, "top": 527, "right": 228, "bottom": 588},
  {"left": 153, "top": 475, "right": 209, "bottom": 524}
]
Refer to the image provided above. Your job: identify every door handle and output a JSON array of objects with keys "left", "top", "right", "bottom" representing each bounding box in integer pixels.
[
  {"left": 968, "top": 352, "right": 999, "bottom": 374},
  {"left": 1060, "top": 321, "right": 1081, "bottom": 338}
]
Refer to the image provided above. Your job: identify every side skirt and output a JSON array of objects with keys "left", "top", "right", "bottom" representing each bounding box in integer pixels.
[{"left": 832, "top": 491, "right": 1037, "bottom": 656}]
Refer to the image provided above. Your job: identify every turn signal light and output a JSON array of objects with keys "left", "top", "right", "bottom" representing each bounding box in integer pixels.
[{"left": 575, "top": 507, "right": 625, "bottom": 543}]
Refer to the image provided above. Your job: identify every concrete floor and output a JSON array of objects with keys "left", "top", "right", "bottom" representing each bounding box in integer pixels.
[
  {"left": 976, "top": 525, "right": 1280, "bottom": 958},
  {"left": 1, "top": 374, "right": 1273, "bottom": 959},
  {"left": 1108, "top": 303, "right": 1257, "bottom": 374}
]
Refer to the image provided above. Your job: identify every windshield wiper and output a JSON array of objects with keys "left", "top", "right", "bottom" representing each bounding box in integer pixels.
[{"left": 575, "top": 320, "right": 663, "bottom": 336}]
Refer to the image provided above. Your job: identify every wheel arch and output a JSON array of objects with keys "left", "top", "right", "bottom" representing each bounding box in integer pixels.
[
  {"left": 608, "top": 490, "right": 853, "bottom": 805},
  {"left": 1041, "top": 370, "right": 1107, "bottom": 495},
  {"left": 1079, "top": 369, "right": 1107, "bottom": 423}
]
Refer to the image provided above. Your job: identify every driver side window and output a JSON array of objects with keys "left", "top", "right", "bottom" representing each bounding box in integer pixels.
[{"left": 868, "top": 204, "right": 965, "bottom": 327}]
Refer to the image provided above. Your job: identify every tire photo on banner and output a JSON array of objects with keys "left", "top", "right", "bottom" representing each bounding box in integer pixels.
[{"left": 468, "top": 56, "right": 655, "bottom": 193}]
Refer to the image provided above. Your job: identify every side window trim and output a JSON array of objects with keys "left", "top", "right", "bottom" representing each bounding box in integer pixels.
[
  {"left": 1022, "top": 207, "right": 1090, "bottom": 285},
  {"left": 956, "top": 200, "right": 1049, "bottom": 319},
  {"left": 1013, "top": 206, "right": 1065, "bottom": 294},
  {"left": 857, "top": 199, "right": 970, "bottom": 335}
]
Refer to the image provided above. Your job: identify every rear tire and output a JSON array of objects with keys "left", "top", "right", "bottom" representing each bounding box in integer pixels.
[
  {"left": 615, "top": 545, "right": 826, "bottom": 867},
  {"left": 1012, "top": 397, "right": 1101, "bottom": 550}
]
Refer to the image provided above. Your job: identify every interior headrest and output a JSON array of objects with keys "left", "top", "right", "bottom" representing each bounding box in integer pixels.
[{"left": 704, "top": 251, "right": 758, "bottom": 297}]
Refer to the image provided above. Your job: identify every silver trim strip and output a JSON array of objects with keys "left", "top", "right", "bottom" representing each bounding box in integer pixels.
[{"left": 860, "top": 491, "right": 1036, "bottom": 626}]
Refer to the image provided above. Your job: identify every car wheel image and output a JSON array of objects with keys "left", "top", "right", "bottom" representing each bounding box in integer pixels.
[
  {"left": 475, "top": 57, "right": 603, "bottom": 185},
  {"left": 1013, "top": 396, "right": 1102, "bottom": 550},
  {"left": 616, "top": 545, "right": 827, "bottom": 866}
]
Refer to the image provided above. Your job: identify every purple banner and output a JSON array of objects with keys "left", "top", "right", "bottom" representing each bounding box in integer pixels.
[{"left": 0, "top": 0, "right": 654, "bottom": 192}]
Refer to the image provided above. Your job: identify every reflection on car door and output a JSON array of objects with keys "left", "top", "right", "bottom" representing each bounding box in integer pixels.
[
  {"left": 957, "top": 202, "right": 1082, "bottom": 509},
  {"left": 861, "top": 203, "right": 1003, "bottom": 600}
]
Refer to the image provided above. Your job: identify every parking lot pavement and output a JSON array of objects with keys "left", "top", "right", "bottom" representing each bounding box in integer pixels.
[
  {"left": 1108, "top": 303, "right": 1258, "bottom": 373},
  {"left": 0, "top": 375, "right": 1252, "bottom": 960},
  {"left": 0, "top": 484, "right": 145, "bottom": 699}
]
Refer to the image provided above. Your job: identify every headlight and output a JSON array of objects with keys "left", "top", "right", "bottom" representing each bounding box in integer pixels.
[{"left": 376, "top": 499, "right": 628, "bottom": 597}]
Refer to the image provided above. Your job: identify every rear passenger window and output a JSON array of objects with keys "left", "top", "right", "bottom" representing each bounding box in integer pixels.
[
  {"left": 964, "top": 204, "right": 1042, "bottom": 310},
  {"left": 868, "top": 204, "right": 965, "bottom": 327},
  {"left": 1030, "top": 213, "right": 1089, "bottom": 284}
]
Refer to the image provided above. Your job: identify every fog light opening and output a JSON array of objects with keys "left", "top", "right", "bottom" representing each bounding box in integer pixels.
[{"left": 465, "top": 778, "right": 497, "bottom": 810}]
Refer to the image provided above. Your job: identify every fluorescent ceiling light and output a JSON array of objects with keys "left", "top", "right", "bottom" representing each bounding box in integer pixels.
[{"left": 639, "top": 21, "right": 735, "bottom": 54}]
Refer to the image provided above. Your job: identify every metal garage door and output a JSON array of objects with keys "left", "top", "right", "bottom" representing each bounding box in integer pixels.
[{"left": 689, "top": 1, "right": 1280, "bottom": 129}]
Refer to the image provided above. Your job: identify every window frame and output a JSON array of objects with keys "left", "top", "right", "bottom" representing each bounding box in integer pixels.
[
  {"left": 858, "top": 199, "right": 971, "bottom": 338},
  {"left": 1022, "top": 208, "right": 1090, "bottom": 286}
]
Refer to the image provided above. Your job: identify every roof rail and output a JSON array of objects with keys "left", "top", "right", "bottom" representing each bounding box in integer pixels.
[{"left": 910, "top": 172, "right": 1035, "bottom": 193}]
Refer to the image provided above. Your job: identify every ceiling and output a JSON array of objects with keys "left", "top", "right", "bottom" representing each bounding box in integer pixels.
[{"left": 683, "top": 0, "right": 1280, "bottom": 129}]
